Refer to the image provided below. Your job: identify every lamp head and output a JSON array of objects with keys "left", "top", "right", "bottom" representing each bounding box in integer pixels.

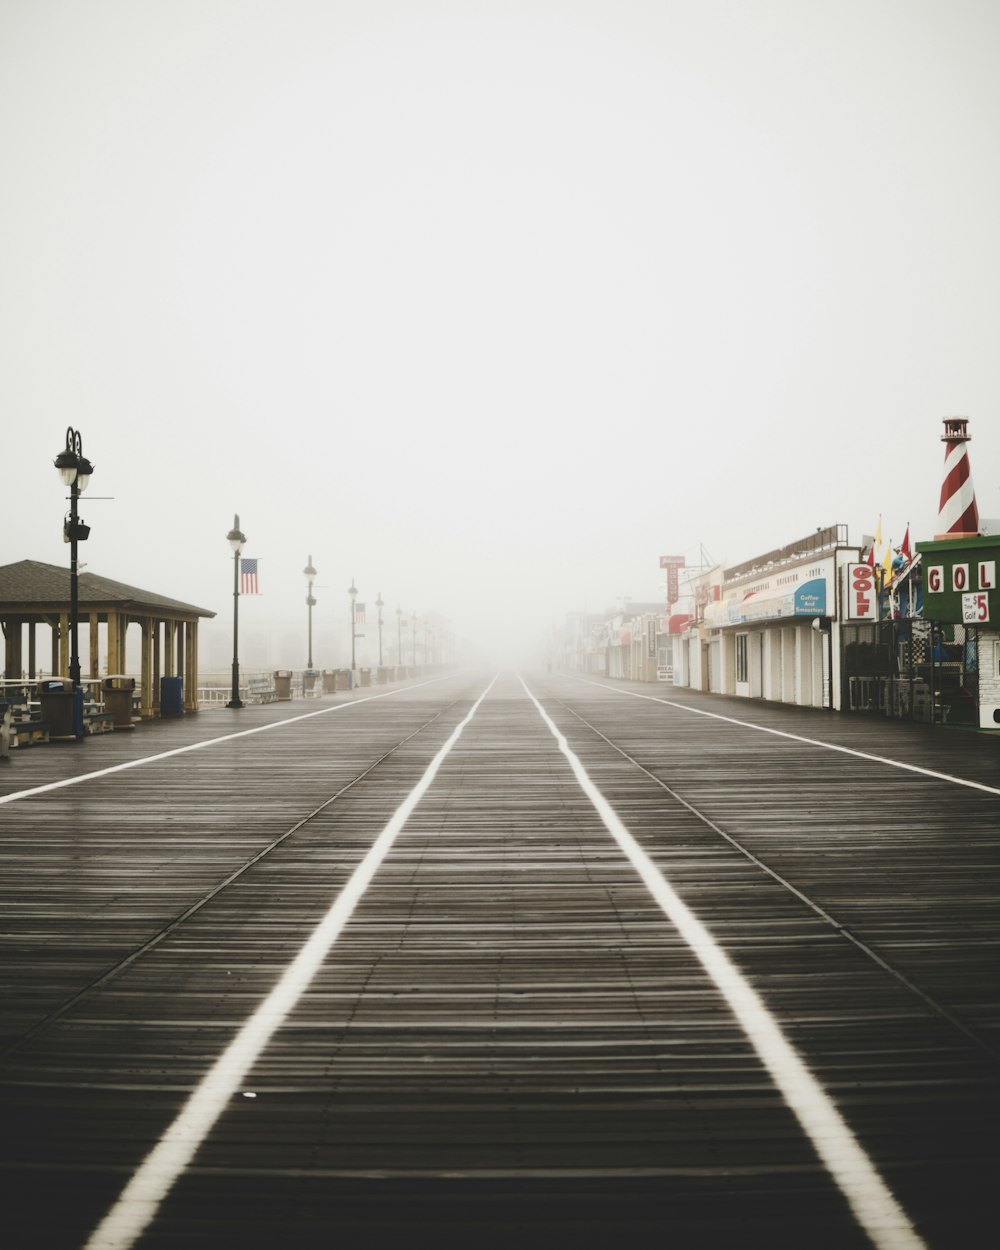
[
  {"left": 54, "top": 447, "right": 78, "bottom": 487},
  {"left": 75, "top": 454, "right": 94, "bottom": 492},
  {"left": 55, "top": 427, "right": 93, "bottom": 489},
  {"left": 226, "top": 513, "right": 247, "bottom": 553}
]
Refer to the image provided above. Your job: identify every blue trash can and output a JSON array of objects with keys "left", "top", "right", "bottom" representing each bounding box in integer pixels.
[{"left": 160, "top": 675, "right": 184, "bottom": 717}]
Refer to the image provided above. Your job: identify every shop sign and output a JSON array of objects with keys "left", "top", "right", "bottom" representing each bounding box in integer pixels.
[
  {"left": 659, "top": 554, "right": 686, "bottom": 606},
  {"left": 962, "top": 593, "right": 990, "bottom": 624},
  {"left": 919, "top": 539, "right": 999, "bottom": 624},
  {"left": 735, "top": 578, "right": 828, "bottom": 624},
  {"left": 845, "top": 564, "right": 877, "bottom": 620}
]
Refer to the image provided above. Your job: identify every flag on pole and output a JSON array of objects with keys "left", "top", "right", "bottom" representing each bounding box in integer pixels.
[
  {"left": 881, "top": 541, "right": 894, "bottom": 584},
  {"left": 240, "top": 558, "right": 259, "bottom": 594},
  {"left": 864, "top": 516, "right": 883, "bottom": 569},
  {"left": 354, "top": 602, "right": 366, "bottom": 625},
  {"left": 900, "top": 523, "right": 912, "bottom": 562}
]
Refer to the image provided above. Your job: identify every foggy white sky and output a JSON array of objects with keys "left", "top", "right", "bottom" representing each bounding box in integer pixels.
[{"left": 2, "top": 0, "right": 999, "bottom": 667}]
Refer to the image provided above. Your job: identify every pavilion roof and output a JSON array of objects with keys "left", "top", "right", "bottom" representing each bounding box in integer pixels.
[{"left": 0, "top": 560, "right": 215, "bottom": 620}]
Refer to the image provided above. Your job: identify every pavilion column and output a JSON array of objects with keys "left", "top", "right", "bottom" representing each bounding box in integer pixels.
[
  {"left": 152, "top": 620, "right": 162, "bottom": 715},
  {"left": 58, "top": 613, "right": 69, "bottom": 677},
  {"left": 89, "top": 613, "right": 100, "bottom": 679},
  {"left": 28, "top": 623, "right": 36, "bottom": 678},
  {"left": 4, "top": 621, "right": 22, "bottom": 679},
  {"left": 140, "top": 619, "right": 155, "bottom": 718},
  {"left": 105, "top": 610, "right": 119, "bottom": 675},
  {"left": 165, "top": 620, "right": 176, "bottom": 678},
  {"left": 185, "top": 622, "right": 198, "bottom": 711}
]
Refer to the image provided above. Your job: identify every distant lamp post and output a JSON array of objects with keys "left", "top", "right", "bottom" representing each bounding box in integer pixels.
[
  {"left": 375, "top": 592, "right": 385, "bottom": 668},
  {"left": 304, "top": 555, "right": 317, "bottom": 670},
  {"left": 349, "top": 578, "right": 358, "bottom": 676},
  {"left": 226, "top": 515, "right": 247, "bottom": 708},
  {"left": 396, "top": 605, "right": 403, "bottom": 666},
  {"left": 411, "top": 610, "right": 417, "bottom": 667},
  {"left": 53, "top": 427, "right": 94, "bottom": 697}
]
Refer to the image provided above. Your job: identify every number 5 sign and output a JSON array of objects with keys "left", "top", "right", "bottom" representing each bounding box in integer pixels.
[{"left": 962, "top": 592, "right": 990, "bottom": 624}]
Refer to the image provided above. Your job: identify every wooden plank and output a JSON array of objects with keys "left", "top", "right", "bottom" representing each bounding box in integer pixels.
[{"left": 0, "top": 673, "right": 996, "bottom": 1248}]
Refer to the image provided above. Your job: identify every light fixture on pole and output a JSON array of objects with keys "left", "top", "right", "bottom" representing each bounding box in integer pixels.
[
  {"left": 304, "top": 555, "right": 317, "bottom": 670},
  {"left": 226, "top": 515, "right": 247, "bottom": 708},
  {"left": 54, "top": 427, "right": 93, "bottom": 732},
  {"left": 411, "top": 610, "right": 417, "bottom": 667},
  {"left": 396, "top": 604, "right": 403, "bottom": 667},
  {"left": 375, "top": 592, "right": 385, "bottom": 668},
  {"left": 349, "top": 578, "right": 358, "bottom": 677}
]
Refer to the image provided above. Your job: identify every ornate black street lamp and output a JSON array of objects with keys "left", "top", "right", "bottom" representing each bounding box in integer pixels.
[
  {"left": 375, "top": 592, "right": 385, "bottom": 668},
  {"left": 226, "top": 515, "right": 247, "bottom": 707},
  {"left": 53, "top": 427, "right": 94, "bottom": 694},
  {"left": 304, "top": 555, "right": 317, "bottom": 670}
]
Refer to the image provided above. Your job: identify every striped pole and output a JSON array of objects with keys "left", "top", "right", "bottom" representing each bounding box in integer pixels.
[{"left": 935, "top": 417, "right": 980, "bottom": 539}]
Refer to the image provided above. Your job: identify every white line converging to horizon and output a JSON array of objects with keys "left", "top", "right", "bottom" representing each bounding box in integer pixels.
[
  {"left": 520, "top": 674, "right": 927, "bottom": 1250},
  {"left": 83, "top": 676, "right": 498, "bottom": 1250}
]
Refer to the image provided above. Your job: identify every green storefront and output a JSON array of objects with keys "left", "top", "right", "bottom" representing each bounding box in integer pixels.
[
  {"left": 916, "top": 535, "right": 1000, "bottom": 728},
  {"left": 916, "top": 535, "right": 999, "bottom": 626}
]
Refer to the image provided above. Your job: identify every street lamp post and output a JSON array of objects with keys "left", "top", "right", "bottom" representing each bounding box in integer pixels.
[
  {"left": 53, "top": 427, "right": 94, "bottom": 699},
  {"left": 411, "top": 611, "right": 417, "bottom": 667},
  {"left": 304, "top": 555, "right": 317, "bottom": 670},
  {"left": 226, "top": 515, "right": 247, "bottom": 708},
  {"left": 375, "top": 592, "right": 384, "bottom": 668},
  {"left": 349, "top": 578, "right": 358, "bottom": 677},
  {"left": 396, "top": 605, "right": 403, "bottom": 667}
]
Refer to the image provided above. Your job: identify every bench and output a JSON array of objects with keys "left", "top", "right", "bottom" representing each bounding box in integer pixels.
[
  {"left": 10, "top": 715, "right": 50, "bottom": 748},
  {"left": 246, "top": 677, "right": 278, "bottom": 704},
  {"left": 84, "top": 708, "right": 116, "bottom": 735}
]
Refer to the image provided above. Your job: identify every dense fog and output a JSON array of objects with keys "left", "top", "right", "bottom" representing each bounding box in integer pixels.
[{"left": 3, "top": 1, "right": 999, "bottom": 673}]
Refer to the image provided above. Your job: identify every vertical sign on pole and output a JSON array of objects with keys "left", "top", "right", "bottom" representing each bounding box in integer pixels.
[
  {"left": 845, "top": 564, "right": 877, "bottom": 620},
  {"left": 659, "top": 555, "right": 686, "bottom": 608}
]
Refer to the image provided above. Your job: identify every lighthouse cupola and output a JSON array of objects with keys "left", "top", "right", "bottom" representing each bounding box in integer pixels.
[{"left": 935, "top": 416, "right": 980, "bottom": 540}]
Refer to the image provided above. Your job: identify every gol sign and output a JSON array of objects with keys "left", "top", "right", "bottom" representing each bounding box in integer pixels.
[{"left": 846, "top": 563, "right": 877, "bottom": 620}]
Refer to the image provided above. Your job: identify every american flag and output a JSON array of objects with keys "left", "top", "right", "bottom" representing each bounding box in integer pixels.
[
  {"left": 240, "top": 558, "right": 259, "bottom": 594},
  {"left": 354, "top": 602, "right": 366, "bottom": 625}
]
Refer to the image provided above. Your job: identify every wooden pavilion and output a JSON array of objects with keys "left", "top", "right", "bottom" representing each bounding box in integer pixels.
[{"left": 0, "top": 560, "right": 215, "bottom": 716}]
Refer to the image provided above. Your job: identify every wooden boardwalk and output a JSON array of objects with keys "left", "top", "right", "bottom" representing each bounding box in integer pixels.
[{"left": 0, "top": 672, "right": 997, "bottom": 1248}]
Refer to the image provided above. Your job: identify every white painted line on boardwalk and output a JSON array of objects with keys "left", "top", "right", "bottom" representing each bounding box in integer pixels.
[
  {"left": 522, "top": 675, "right": 927, "bottom": 1250},
  {"left": 574, "top": 676, "right": 1000, "bottom": 797},
  {"left": 0, "top": 679, "right": 441, "bottom": 808},
  {"left": 82, "top": 675, "right": 498, "bottom": 1250}
]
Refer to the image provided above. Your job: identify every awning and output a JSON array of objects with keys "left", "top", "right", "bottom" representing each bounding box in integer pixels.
[{"left": 704, "top": 578, "right": 829, "bottom": 627}]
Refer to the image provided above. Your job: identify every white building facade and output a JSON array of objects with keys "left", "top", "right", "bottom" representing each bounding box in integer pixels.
[{"left": 677, "top": 526, "right": 860, "bottom": 710}]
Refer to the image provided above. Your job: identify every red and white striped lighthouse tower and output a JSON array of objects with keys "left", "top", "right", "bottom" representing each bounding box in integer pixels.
[{"left": 935, "top": 417, "right": 980, "bottom": 540}]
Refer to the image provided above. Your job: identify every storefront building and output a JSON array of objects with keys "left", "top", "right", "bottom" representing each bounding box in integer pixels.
[
  {"left": 690, "top": 525, "right": 860, "bottom": 710},
  {"left": 916, "top": 534, "right": 1000, "bottom": 728}
]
